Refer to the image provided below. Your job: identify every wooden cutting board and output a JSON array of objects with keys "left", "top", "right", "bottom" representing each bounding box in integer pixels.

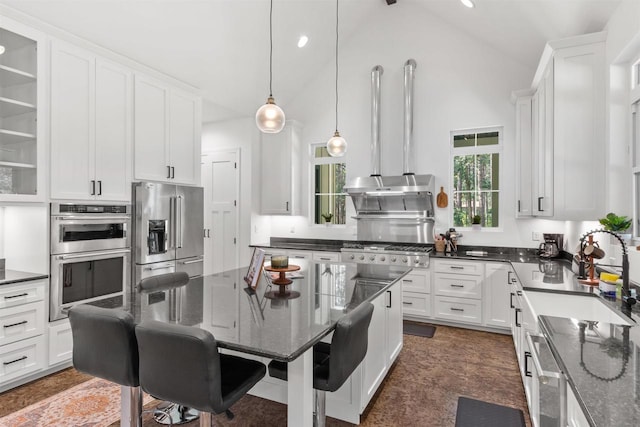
[{"left": 436, "top": 187, "right": 448, "bottom": 208}]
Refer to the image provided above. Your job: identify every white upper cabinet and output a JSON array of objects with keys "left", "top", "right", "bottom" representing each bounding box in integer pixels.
[
  {"left": 51, "top": 41, "right": 132, "bottom": 201},
  {"left": 514, "top": 32, "right": 605, "bottom": 220},
  {"left": 0, "top": 18, "right": 45, "bottom": 202},
  {"left": 260, "top": 121, "right": 301, "bottom": 215},
  {"left": 134, "top": 75, "right": 201, "bottom": 186}
]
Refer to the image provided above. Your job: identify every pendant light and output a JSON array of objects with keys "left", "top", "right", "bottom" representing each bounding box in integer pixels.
[
  {"left": 326, "top": 0, "right": 347, "bottom": 157},
  {"left": 256, "top": 0, "right": 285, "bottom": 133}
]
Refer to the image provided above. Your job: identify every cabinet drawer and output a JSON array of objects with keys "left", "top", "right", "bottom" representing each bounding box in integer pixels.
[
  {"left": 402, "top": 270, "right": 430, "bottom": 294},
  {"left": 434, "top": 274, "right": 482, "bottom": 299},
  {"left": 434, "top": 260, "right": 483, "bottom": 276},
  {"left": 402, "top": 292, "right": 431, "bottom": 317},
  {"left": 0, "top": 335, "right": 45, "bottom": 385},
  {"left": 312, "top": 252, "right": 340, "bottom": 262},
  {"left": 0, "top": 280, "right": 46, "bottom": 309},
  {"left": 48, "top": 319, "right": 73, "bottom": 366},
  {"left": 0, "top": 301, "right": 45, "bottom": 347},
  {"left": 433, "top": 296, "right": 482, "bottom": 325}
]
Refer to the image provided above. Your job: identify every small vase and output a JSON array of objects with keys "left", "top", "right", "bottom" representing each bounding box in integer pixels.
[{"left": 471, "top": 224, "right": 481, "bottom": 231}]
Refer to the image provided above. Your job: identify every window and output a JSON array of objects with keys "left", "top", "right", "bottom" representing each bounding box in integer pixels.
[
  {"left": 451, "top": 128, "right": 502, "bottom": 228},
  {"left": 312, "top": 145, "right": 346, "bottom": 225}
]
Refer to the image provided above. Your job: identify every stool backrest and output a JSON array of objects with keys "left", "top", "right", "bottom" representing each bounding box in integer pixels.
[
  {"left": 68, "top": 305, "right": 139, "bottom": 387},
  {"left": 327, "top": 302, "right": 374, "bottom": 391},
  {"left": 135, "top": 321, "right": 223, "bottom": 413},
  {"left": 138, "top": 271, "right": 189, "bottom": 293}
]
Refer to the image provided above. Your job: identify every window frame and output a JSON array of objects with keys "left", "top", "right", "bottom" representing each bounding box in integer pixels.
[
  {"left": 449, "top": 126, "right": 504, "bottom": 231},
  {"left": 309, "top": 142, "right": 348, "bottom": 228}
]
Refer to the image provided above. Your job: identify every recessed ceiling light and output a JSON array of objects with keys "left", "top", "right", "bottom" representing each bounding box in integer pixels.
[
  {"left": 460, "top": 0, "right": 475, "bottom": 8},
  {"left": 297, "top": 35, "right": 309, "bottom": 48}
]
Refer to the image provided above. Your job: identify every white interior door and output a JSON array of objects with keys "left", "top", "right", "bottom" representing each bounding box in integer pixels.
[{"left": 202, "top": 150, "right": 239, "bottom": 275}]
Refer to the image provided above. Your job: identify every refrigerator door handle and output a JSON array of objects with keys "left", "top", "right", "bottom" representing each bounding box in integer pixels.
[
  {"left": 169, "top": 196, "right": 176, "bottom": 250},
  {"left": 177, "top": 195, "right": 183, "bottom": 249}
]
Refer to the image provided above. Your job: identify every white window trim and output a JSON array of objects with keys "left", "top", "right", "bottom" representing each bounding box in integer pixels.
[
  {"left": 449, "top": 126, "right": 504, "bottom": 231},
  {"left": 308, "top": 142, "right": 348, "bottom": 228}
]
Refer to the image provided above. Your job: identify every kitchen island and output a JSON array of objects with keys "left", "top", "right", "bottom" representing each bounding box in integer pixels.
[{"left": 131, "top": 259, "right": 410, "bottom": 425}]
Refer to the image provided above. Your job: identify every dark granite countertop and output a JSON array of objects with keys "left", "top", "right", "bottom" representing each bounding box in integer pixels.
[
  {"left": 126, "top": 260, "right": 409, "bottom": 362},
  {"left": 539, "top": 315, "right": 640, "bottom": 427},
  {"left": 0, "top": 270, "right": 48, "bottom": 286}
]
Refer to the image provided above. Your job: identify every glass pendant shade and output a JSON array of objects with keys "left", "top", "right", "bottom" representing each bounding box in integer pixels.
[
  {"left": 327, "top": 130, "right": 347, "bottom": 157},
  {"left": 256, "top": 97, "right": 285, "bottom": 133}
]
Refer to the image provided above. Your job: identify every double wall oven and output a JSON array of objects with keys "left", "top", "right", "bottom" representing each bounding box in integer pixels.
[{"left": 50, "top": 203, "right": 131, "bottom": 321}]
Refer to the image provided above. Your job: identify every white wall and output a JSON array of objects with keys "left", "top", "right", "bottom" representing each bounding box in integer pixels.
[
  {"left": 3, "top": 206, "right": 48, "bottom": 274},
  {"left": 201, "top": 118, "right": 270, "bottom": 262},
  {"left": 266, "top": 3, "right": 561, "bottom": 248}
]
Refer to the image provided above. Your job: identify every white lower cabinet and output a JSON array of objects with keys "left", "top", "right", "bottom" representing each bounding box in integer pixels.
[
  {"left": 433, "top": 296, "right": 482, "bottom": 324},
  {"left": 48, "top": 319, "right": 73, "bottom": 366},
  {"left": 484, "top": 263, "right": 514, "bottom": 329},
  {"left": 0, "top": 335, "right": 45, "bottom": 385},
  {"left": 0, "top": 301, "right": 44, "bottom": 347}
]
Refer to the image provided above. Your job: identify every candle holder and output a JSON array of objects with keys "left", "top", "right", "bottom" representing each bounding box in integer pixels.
[{"left": 270, "top": 255, "right": 289, "bottom": 269}]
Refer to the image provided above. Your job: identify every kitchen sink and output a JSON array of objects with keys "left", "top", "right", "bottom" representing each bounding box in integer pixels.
[{"left": 524, "top": 291, "right": 633, "bottom": 326}]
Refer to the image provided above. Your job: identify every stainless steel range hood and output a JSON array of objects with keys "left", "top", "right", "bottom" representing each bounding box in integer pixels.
[
  {"left": 346, "top": 60, "right": 434, "bottom": 243},
  {"left": 345, "top": 174, "right": 435, "bottom": 219}
]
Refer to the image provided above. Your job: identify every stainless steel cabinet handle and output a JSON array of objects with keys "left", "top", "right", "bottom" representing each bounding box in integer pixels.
[
  {"left": 286, "top": 201, "right": 289, "bottom": 211},
  {"left": 97, "top": 180, "right": 102, "bottom": 195},
  {"left": 508, "top": 271, "right": 514, "bottom": 284},
  {"left": 144, "top": 265, "right": 173, "bottom": 271},
  {"left": 3, "top": 355, "right": 27, "bottom": 366},
  {"left": 515, "top": 308, "right": 522, "bottom": 327},
  {"left": 450, "top": 266, "right": 464, "bottom": 270},
  {"left": 90, "top": 180, "right": 95, "bottom": 195},
  {"left": 387, "top": 290, "right": 392, "bottom": 308},
  {"left": 450, "top": 307, "right": 464, "bottom": 312},
  {"left": 4, "top": 293, "right": 28, "bottom": 300},
  {"left": 510, "top": 292, "right": 515, "bottom": 309},
  {"left": 450, "top": 284, "right": 464, "bottom": 288},
  {"left": 54, "top": 215, "right": 131, "bottom": 221},
  {"left": 3, "top": 320, "right": 27, "bottom": 328},
  {"left": 403, "top": 279, "right": 413, "bottom": 283},
  {"left": 318, "top": 257, "right": 331, "bottom": 261},
  {"left": 171, "top": 166, "right": 175, "bottom": 179},
  {"left": 524, "top": 351, "right": 532, "bottom": 377},
  {"left": 167, "top": 166, "right": 171, "bottom": 179},
  {"left": 403, "top": 301, "right": 413, "bottom": 305},
  {"left": 538, "top": 196, "right": 544, "bottom": 212},
  {"left": 180, "top": 259, "right": 203, "bottom": 265},
  {"left": 207, "top": 229, "right": 211, "bottom": 238}
]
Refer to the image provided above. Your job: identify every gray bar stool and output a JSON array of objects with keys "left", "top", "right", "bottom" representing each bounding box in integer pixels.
[
  {"left": 138, "top": 271, "right": 196, "bottom": 424},
  {"left": 68, "top": 305, "right": 142, "bottom": 427},
  {"left": 135, "top": 320, "right": 267, "bottom": 427},
  {"left": 268, "top": 302, "right": 375, "bottom": 427}
]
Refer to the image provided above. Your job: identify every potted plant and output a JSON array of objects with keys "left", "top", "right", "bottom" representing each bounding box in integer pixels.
[
  {"left": 471, "top": 215, "right": 482, "bottom": 231},
  {"left": 598, "top": 212, "right": 632, "bottom": 241},
  {"left": 321, "top": 212, "right": 333, "bottom": 224}
]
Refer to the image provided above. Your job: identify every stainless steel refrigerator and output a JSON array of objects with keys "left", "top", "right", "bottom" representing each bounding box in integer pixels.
[{"left": 132, "top": 181, "right": 204, "bottom": 288}]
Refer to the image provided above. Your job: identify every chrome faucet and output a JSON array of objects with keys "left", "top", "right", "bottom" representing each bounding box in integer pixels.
[{"left": 578, "top": 229, "right": 636, "bottom": 309}]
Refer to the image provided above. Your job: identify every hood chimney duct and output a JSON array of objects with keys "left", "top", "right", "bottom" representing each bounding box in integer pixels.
[
  {"left": 371, "top": 65, "right": 383, "bottom": 176},
  {"left": 403, "top": 59, "right": 417, "bottom": 175}
]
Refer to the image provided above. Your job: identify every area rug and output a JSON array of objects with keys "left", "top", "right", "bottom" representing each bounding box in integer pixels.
[
  {"left": 403, "top": 321, "right": 436, "bottom": 338},
  {"left": 0, "top": 377, "right": 152, "bottom": 427},
  {"left": 455, "top": 396, "right": 526, "bottom": 427}
]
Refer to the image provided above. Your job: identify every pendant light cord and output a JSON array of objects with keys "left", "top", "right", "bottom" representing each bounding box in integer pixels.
[
  {"left": 335, "top": 0, "right": 339, "bottom": 133},
  {"left": 269, "top": 0, "right": 274, "bottom": 97}
]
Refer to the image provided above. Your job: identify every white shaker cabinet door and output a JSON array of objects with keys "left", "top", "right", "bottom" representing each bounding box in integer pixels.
[
  {"left": 95, "top": 59, "right": 132, "bottom": 201},
  {"left": 483, "top": 263, "right": 512, "bottom": 329},
  {"left": 50, "top": 42, "right": 95, "bottom": 200},
  {"left": 169, "top": 89, "right": 200, "bottom": 185},
  {"left": 134, "top": 74, "right": 170, "bottom": 182}
]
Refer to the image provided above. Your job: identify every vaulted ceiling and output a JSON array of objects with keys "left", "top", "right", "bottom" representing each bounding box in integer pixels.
[{"left": 0, "top": 0, "right": 622, "bottom": 122}]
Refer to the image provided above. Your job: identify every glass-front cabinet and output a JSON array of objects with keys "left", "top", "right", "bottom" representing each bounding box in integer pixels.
[{"left": 0, "top": 18, "right": 44, "bottom": 201}]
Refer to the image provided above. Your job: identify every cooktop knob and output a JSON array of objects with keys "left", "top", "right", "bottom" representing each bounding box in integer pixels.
[
  {"left": 391, "top": 257, "right": 397, "bottom": 262},
  {"left": 414, "top": 259, "right": 420, "bottom": 264},
  {"left": 359, "top": 255, "right": 365, "bottom": 261},
  {"left": 369, "top": 256, "right": 375, "bottom": 261},
  {"left": 380, "top": 256, "right": 386, "bottom": 262},
  {"left": 349, "top": 254, "right": 355, "bottom": 260},
  {"left": 402, "top": 257, "right": 408, "bottom": 263}
]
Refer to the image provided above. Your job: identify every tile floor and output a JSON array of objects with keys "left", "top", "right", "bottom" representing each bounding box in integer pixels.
[{"left": 0, "top": 324, "right": 530, "bottom": 427}]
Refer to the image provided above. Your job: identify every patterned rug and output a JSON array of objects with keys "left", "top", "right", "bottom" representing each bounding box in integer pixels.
[{"left": 0, "top": 377, "right": 150, "bottom": 427}]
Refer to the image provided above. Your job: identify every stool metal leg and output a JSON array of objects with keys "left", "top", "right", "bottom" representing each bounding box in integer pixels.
[
  {"left": 120, "top": 385, "right": 143, "bottom": 427},
  {"left": 199, "top": 411, "right": 213, "bottom": 427},
  {"left": 313, "top": 390, "right": 326, "bottom": 427}
]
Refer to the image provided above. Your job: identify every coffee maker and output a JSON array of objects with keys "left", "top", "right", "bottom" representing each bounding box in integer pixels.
[{"left": 539, "top": 233, "right": 563, "bottom": 258}]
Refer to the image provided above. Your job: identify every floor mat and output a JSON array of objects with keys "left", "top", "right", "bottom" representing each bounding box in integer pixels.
[
  {"left": 403, "top": 321, "right": 436, "bottom": 338},
  {"left": 0, "top": 377, "right": 152, "bottom": 427},
  {"left": 455, "top": 396, "right": 526, "bottom": 427}
]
